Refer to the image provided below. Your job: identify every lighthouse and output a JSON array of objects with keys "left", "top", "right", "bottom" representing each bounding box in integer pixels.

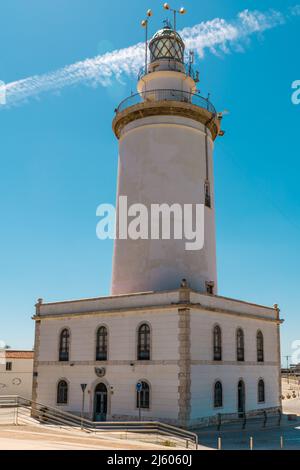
[
  {"left": 111, "top": 21, "right": 223, "bottom": 295},
  {"left": 32, "top": 7, "right": 282, "bottom": 427}
]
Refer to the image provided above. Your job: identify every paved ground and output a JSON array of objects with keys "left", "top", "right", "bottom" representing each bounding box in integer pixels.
[
  {"left": 0, "top": 425, "right": 199, "bottom": 450},
  {"left": 0, "top": 406, "right": 209, "bottom": 450},
  {"left": 2, "top": 394, "right": 300, "bottom": 450},
  {"left": 197, "top": 422, "right": 300, "bottom": 450},
  {"left": 196, "top": 400, "right": 300, "bottom": 450},
  {"left": 283, "top": 397, "right": 300, "bottom": 415},
  {"left": 4, "top": 417, "right": 300, "bottom": 451}
]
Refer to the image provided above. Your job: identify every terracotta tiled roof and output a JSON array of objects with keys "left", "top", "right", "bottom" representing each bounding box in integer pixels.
[{"left": 5, "top": 350, "right": 34, "bottom": 359}]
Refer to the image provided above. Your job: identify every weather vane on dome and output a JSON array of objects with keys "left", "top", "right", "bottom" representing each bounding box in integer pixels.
[
  {"left": 163, "top": 19, "right": 172, "bottom": 29},
  {"left": 140, "top": 5, "right": 187, "bottom": 78},
  {"left": 141, "top": 9, "right": 153, "bottom": 75},
  {"left": 163, "top": 3, "right": 187, "bottom": 33}
]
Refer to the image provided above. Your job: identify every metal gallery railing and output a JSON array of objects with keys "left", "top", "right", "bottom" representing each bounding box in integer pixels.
[
  {"left": 138, "top": 62, "right": 199, "bottom": 82},
  {"left": 115, "top": 89, "right": 216, "bottom": 115},
  {"left": 0, "top": 395, "right": 198, "bottom": 449}
]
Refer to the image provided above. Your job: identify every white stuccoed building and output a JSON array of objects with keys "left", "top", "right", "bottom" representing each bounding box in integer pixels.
[
  {"left": 32, "top": 23, "right": 283, "bottom": 427},
  {"left": 0, "top": 350, "right": 34, "bottom": 400}
]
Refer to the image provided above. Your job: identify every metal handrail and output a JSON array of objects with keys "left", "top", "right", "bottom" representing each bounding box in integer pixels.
[
  {"left": 138, "top": 63, "right": 198, "bottom": 82},
  {"left": 202, "top": 408, "right": 283, "bottom": 434},
  {"left": 0, "top": 395, "right": 95, "bottom": 428},
  {"left": 115, "top": 89, "right": 216, "bottom": 115},
  {"left": 0, "top": 395, "right": 198, "bottom": 449},
  {"left": 14, "top": 406, "right": 93, "bottom": 432}
]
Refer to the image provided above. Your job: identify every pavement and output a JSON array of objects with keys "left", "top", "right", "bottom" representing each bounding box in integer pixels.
[
  {"left": 1, "top": 392, "right": 300, "bottom": 450},
  {"left": 195, "top": 399, "right": 300, "bottom": 450},
  {"left": 0, "top": 425, "right": 197, "bottom": 450},
  {"left": 197, "top": 423, "right": 300, "bottom": 450},
  {"left": 282, "top": 397, "right": 300, "bottom": 415},
  {"left": 0, "top": 406, "right": 211, "bottom": 450}
]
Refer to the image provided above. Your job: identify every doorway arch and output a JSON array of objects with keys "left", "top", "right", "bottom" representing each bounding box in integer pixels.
[{"left": 94, "top": 382, "right": 108, "bottom": 421}]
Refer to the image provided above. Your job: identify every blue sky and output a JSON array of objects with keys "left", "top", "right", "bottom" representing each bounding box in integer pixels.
[{"left": 0, "top": 0, "right": 299, "bottom": 364}]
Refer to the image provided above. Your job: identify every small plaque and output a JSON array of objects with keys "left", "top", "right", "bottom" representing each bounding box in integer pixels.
[
  {"left": 95, "top": 367, "right": 106, "bottom": 378},
  {"left": 12, "top": 378, "right": 21, "bottom": 385}
]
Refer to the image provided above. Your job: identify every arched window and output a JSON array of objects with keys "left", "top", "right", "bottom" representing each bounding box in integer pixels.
[
  {"left": 136, "top": 381, "right": 150, "bottom": 409},
  {"left": 258, "top": 379, "right": 265, "bottom": 403},
  {"left": 213, "top": 325, "right": 222, "bottom": 361},
  {"left": 59, "top": 329, "right": 70, "bottom": 362},
  {"left": 236, "top": 328, "right": 245, "bottom": 362},
  {"left": 137, "top": 324, "right": 150, "bottom": 360},
  {"left": 96, "top": 326, "right": 108, "bottom": 361},
  {"left": 257, "top": 331, "right": 264, "bottom": 362},
  {"left": 214, "top": 381, "right": 223, "bottom": 408},
  {"left": 57, "top": 380, "right": 68, "bottom": 404},
  {"left": 238, "top": 380, "right": 246, "bottom": 415}
]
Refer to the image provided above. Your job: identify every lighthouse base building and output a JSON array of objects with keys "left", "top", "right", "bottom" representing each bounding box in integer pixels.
[
  {"left": 32, "top": 22, "right": 282, "bottom": 427},
  {"left": 33, "top": 288, "right": 282, "bottom": 427}
]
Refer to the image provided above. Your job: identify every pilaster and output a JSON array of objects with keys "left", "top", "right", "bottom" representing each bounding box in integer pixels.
[{"left": 177, "top": 307, "right": 191, "bottom": 427}]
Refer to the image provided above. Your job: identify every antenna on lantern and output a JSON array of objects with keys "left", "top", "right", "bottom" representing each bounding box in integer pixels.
[
  {"left": 141, "top": 9, "right": 153, "bottom": 76},
  {"left": 188, "top": 50, "right": 199, "bottom": 82},
  {"left": 163, "top": 3, "right": 186, "bottom": 33}
]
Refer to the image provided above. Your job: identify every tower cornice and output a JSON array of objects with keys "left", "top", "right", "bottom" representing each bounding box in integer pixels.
[{"left": 113, "top": 99, "right": 221, "bottom": 140}]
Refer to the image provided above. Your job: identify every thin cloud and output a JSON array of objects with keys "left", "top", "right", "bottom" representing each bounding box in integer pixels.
[
  {"left": 290, "top": 4, "right": 300, "bottom": 15},
  {"left": 181, "top": 8, "right": 285, "bottom": 57},
  {"left": 1, "top": 6, "right": 299, "bottom": 108}
]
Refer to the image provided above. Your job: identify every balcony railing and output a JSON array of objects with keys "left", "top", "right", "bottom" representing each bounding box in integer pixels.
[
  {"left": 115, "top": 89, "right": 216, "bottom": 115},
  {"left": 138, "top": 62, "right": 199, "bottom": 82}
]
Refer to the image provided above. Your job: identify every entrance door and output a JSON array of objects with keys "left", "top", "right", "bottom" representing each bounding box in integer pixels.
[
  {"left": 94, "top": 383, "right": 108, "bottom": 422},
  {"left": 238, "top": 380, "right": 245, "bottom": 417}
]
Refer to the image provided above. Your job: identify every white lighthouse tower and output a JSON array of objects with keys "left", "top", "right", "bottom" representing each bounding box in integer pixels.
[{"left": 111, "top": 20, "right": 223, "bottom": 295}]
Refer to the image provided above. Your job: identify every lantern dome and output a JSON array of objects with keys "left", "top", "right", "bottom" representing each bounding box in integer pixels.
[{"left": 149, "top": 25, "right": 185, "bottom": 64}]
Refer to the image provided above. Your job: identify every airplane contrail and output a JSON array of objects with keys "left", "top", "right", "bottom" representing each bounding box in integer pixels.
[{"left": 1, "top": 6, "right": 299, "bottom": 108}]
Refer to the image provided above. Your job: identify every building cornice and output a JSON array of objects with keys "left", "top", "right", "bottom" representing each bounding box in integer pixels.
[
  {"left": 37, "top": 360, "right": 179, "bottom": 366},
  {"left": 190, "top": 303, "right": 284, "bottom": 325},
  {"left": 33, "top": 302, "right": 283, "bottom": 324},
  {"left": 36, "top": 359, "right": 279, "bottom": 367},
  {"left": 34, "top": 289, "right": 277, "bottom": 312}
]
